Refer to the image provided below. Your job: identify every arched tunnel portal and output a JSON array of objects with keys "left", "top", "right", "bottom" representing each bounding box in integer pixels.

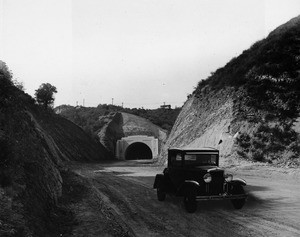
[
  {"left": 116, "top": 135, "right": 158, "bottom": 160},
  {"left": 125, "top": 142, "right": 152, "bottom": 160}
]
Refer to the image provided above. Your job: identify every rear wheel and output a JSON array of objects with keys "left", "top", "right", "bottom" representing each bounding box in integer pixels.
[
  {"left": 157, "top": 188, "right": 166, "bottom": 201},
  {"left": 231, "top": 185, "right": 246, "bottom": 209},
  {"left": 184, "top": 194, "right": 197, "bottom": 213}
]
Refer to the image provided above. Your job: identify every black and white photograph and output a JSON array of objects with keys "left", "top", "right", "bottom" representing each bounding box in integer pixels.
[{"left": 0, "top": 0, "right": 300, "bottom": 236}]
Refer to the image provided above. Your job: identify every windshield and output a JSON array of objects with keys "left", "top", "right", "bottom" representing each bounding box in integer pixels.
[{"left": 184, "top": 152, "right": 218, "bottom": 166}]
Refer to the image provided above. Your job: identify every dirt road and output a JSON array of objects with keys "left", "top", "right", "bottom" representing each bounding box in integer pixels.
[{"left": 70, "top": 160, "right": 300, "bottom": 237}]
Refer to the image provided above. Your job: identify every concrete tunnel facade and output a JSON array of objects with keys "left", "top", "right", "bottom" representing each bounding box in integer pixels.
[{"left": 115, "top": 135, "right": 158, "bottom": 160}]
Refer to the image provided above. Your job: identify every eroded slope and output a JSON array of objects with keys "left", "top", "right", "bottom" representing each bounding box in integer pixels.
[
  {"left": 161, "top": 16, "right": 300, "bottom": 166},
  {"left": 0, "top": 64, "right": 109, "bottom": 236}
]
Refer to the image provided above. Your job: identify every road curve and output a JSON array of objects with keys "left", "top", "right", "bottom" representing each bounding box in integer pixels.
[{"left": 73, "top": 161, "right": 300, "bottom": 237}]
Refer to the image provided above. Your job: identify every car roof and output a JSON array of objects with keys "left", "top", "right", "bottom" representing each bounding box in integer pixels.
[{"left": 168, "top": 147, "right": 219, "bottom": 152}]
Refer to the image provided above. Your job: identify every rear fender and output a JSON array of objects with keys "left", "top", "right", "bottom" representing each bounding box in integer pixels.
[
  {"left": 153, "top": 174, "right": 165, "bottom": 189},
  {"left": 177, "top": 180, "right": 200, "bottom": 196}
]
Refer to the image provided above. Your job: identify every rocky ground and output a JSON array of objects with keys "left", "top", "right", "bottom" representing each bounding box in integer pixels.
[{"left": 56, "top": 159, "right": 300, "bottom": 237}]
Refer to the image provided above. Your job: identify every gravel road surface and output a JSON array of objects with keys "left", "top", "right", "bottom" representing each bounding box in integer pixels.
[{"left": 70, "top": 160, "right": 300, "bottom": 237}]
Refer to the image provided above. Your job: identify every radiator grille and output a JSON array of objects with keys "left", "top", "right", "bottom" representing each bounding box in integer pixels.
[{"left": 209, "top": 171, "right": 224, "bottom": 195}]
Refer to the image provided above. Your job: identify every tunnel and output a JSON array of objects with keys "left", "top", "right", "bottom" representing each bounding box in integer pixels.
[{"left": 125, "top": 142, "right": 153, "bottom": 160}]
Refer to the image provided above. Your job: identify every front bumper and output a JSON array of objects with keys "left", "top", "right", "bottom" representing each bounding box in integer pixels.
[{"left": 196, "top": 193, "right": 247, "bottom": 201}]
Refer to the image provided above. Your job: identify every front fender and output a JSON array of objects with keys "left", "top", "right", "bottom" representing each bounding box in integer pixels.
[
  {"left": 153, "top": 174, "right": 164, "bottom": 189},
  {"left": 229, "top": 178, "right": 247, "bottom": 186},
  {"left": 177, "top": 180, "right": 200, "bottom": 196}
]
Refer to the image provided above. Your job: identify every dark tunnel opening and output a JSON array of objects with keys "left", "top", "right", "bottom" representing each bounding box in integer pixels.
[{"left": 125, "top": 142, "right": 153, "bottom": 160}]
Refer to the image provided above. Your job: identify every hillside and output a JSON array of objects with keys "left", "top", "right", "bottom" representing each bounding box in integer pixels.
[
  {"left": 56, "top": 103, "right": 180, "bottom": 134},
  {"left": 161, "top": 15, "right": 300, "bottom": 166},
  {"left": 0, "top": 62, "right": 110, "bottom": 236},
  {"left": 97, "top": 112, "right": 168, "bottom": 157}
]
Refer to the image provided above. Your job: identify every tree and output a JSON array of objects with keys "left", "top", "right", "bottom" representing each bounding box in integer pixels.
[
  {"left": 35, "top": 83, "right": 57, "bottom": 109},
  {"left": 13, "top": 79, "right": 25, "bottom": 91}
]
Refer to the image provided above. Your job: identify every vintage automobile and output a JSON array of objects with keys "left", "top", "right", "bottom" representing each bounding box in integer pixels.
[{"left": 153, "top": 147, "right": 247, "bottom": 213}]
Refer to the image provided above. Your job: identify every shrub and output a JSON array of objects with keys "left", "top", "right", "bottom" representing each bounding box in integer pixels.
[
  {"left": 252, "top": 151, "right": 264, "bottom": 162},
  {"left": 0, "top": 136, "right": 13, "bottom": 188},
  {"left": 236, "top": 122, "right": 300, "bottom": 163}
]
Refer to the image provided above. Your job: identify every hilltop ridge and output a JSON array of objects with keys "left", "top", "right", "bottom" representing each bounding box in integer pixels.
[{"left": 269, "top": 15, "right": 300, "bottom": 36}]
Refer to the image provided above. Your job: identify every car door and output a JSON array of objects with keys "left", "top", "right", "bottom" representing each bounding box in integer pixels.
[{"left": 168, "top": 153, "right": 186, "bottom": 188}]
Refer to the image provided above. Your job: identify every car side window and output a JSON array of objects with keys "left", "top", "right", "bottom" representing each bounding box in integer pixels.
[
  {"left": 170, "top": 153, "right": 182, "bottom": 167},
  {"left": 211, "top": 155, "right": 217, "bottom": 165},
  {"left": 176, "top": 154, "right": 182, "bottom": 161}
]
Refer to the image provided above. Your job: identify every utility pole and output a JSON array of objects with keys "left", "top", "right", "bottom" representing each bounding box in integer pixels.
[
  {"left": 122, "top": 102, "right": 124, "bottom": 108},
  {"left": 112, "top": 98, "right": 114, "bottom": 105}
]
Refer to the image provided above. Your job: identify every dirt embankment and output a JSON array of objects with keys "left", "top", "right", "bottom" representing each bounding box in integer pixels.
[
  {"left": 161, "top": 84, "right": 300, "bottom": 166},
  {"left": 162, "top": 16, "right": 300, "bottom": 166},
  {"left": 0, "top": 75, "right": 109, "bottom": 236},
  {"left": 160, "top": 87, "right": 238, "bottom": 164},
  {"left": 97, "top": 112, "right": 125, "bottom": 158}
]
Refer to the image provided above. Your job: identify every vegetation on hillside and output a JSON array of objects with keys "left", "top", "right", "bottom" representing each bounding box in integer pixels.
[
  {"left": 194, "top": 16, "right": 300, "bottom": 164},
  {"left": 0, "top": 61, "right": 32, "bottom": 236},
  {"left": 56, "top": 104, "right": 181, "bottom": 136},
  {"left": 35, "top": 83, "right": 57, "bottom": 109},
  {"left": 0, "top": 61, "right": 110, "bottom": 236}
]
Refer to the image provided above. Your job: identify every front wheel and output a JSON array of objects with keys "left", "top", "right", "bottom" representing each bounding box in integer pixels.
[
  {"left": 231, "top": 185, "right": 246, "bottom": 209},
  {"left": 184, "top": 195, "right": 197, "bottom": 213},
  {"left": 157, "top": 188, "right": 166, "bottom": 201}
]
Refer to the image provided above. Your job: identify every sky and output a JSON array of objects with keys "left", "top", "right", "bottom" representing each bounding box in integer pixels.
[{"left": 0, "top": 0, "right": 299, "bottom": 109}]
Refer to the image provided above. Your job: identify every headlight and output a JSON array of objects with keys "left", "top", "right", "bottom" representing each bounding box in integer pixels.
[
  {"left": 224, "top": 173, "right": 233, "bottom": 182},
  {"left": 203, "top": 173, "right": 212, "bottom": 183}
]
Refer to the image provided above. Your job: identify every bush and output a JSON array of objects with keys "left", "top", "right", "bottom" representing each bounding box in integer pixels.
[
  {"left": 0, "top": 136, "right": 11, "bottom": 166},
  {"left": 235, "top": 133, "right": 250, "bottom": 150},
  {"left": 0, "top": 136, "right": 13, "bottom": 188},
  {"left": 236, "top": 122, "right": 300, "bottom": 163},
  {"left": 252, "top": 151, "right": 264, "bottom": 162}
]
